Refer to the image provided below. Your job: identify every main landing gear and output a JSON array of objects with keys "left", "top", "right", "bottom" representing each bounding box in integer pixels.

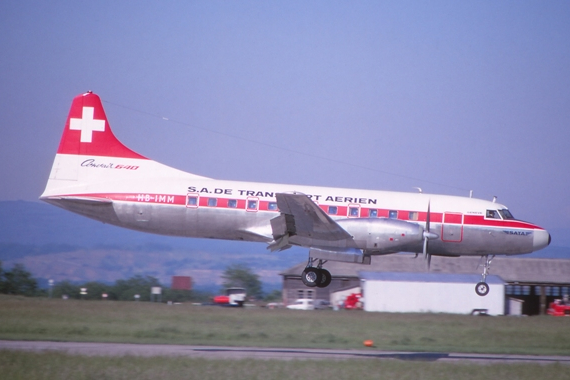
[
  {"left": 475, "top": 255, "right": 495, "bottom": 297},
  {"left": 301, "top": 258, "right": 332, "bottom": 288}
]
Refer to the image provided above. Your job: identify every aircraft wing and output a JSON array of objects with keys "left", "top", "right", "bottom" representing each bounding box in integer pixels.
[{"left": 272, "top": 193, "right": 352, "bottom": 241}]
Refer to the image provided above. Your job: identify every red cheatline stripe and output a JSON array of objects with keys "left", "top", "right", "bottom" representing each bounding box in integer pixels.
[{"left": 54, "top": 193, "right": 544, "bottom": 230}]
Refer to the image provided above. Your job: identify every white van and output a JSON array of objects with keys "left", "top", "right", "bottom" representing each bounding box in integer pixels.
[{"left": 286, "top": 299, "right": 315, "bottom": 310}]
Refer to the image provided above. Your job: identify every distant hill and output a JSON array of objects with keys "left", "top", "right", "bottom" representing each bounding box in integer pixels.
[{"left": 0, "top": 201, "right": 568, "bottom": 289}]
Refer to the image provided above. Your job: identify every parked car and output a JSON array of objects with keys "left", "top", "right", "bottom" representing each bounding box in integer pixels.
[
  {"left": 314, "top": 299, "right": 332, "bottom": 310},
  {"left": 286, "top": 299, "right": 315, "bottom": 310}
]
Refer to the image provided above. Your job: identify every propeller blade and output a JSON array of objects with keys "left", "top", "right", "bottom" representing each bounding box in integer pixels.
[
  {"left": 426, "top": 200, "right": 431, "bottom": 232},
  {"left": 423, "top": 200, "right": 431, "bottom": 270}
]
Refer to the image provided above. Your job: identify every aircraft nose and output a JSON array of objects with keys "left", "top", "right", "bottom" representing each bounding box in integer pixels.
[{"left": 533, "top": 229, "right": 551, "bottom": 251}]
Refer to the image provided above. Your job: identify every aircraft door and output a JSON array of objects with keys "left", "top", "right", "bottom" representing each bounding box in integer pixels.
[{"left": 441, "top": 212, "right": 463, "bottom": 242}]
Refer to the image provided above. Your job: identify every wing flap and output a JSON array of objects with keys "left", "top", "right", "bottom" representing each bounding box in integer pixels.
[{"left": 273, "top": 193, "right": 352, "bottom": 241}]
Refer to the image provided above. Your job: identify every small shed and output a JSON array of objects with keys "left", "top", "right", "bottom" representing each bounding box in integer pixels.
[
  {"left": 360, "top": 272, "right": 505, "bottom": 316},
  {"left": 171, "top": 276, "right": 192, "bottom": 291}
]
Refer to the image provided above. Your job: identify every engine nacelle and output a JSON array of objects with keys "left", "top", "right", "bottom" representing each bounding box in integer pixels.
[{"left": 336, "top": 218, "right": 424, "bottom": 253}]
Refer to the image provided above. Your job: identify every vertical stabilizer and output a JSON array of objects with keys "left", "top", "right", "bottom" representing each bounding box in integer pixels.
[
  {"left": 41, "top": 91, "right": 208, "bottom": 202},
  {"left": 57, "top": 91, "right": 147, "bottom": 159}
]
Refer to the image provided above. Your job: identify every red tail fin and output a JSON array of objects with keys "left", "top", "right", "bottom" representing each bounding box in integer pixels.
[{"left": 57, "top": 92, "right": 146, "bottom": 159}]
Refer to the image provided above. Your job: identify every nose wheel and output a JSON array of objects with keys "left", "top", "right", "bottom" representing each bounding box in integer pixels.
[{"left": 475, "top": 282, "right": 490, "bottom": 296}]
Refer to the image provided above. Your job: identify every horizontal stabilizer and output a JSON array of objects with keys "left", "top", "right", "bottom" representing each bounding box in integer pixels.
[{"left": 40, "top": 195, "right": 113, "bottom": 204}]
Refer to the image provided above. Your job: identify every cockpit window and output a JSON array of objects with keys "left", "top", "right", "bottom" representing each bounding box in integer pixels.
[
  {"left": 498, "top": 209, "right": 515, "bottom": 220},
  {"left": 486, "top": 209, "right": 516, "bottom": 220}
]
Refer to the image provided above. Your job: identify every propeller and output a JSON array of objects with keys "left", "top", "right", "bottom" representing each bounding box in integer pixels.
[{"left": 422, "top": 200, "right": 438, "bottom": 270}]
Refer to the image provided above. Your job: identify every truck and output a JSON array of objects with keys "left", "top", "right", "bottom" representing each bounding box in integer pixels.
[{"left": 213, "top": 287, "right": 246, "bottom": 307}]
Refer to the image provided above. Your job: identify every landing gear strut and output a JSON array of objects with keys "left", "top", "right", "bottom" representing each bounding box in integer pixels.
[
  {"left": 475, "top": 255, "right": 495, "bottom": 297},
  {"left": 301, "top": 258, "right": 332, "bottom": 288}
]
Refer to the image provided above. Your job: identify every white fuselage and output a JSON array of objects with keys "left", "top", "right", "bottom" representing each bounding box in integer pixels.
[
  {"left": 40, "top": 92, "right": 551, "bottom": 265},
  {"left": 41, "top": 154, "right": 550, "bottom": 258}
]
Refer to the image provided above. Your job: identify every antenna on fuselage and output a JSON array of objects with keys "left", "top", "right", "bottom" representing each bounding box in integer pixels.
[
  {"left": 413, "top": 187, "right": 423, "bottom": 193},
  {"left": 469, "top": 190, "right": 473, "bottom": 198},
  {"left": 492, "top": 196, "right": 497, "bottom": 203}
]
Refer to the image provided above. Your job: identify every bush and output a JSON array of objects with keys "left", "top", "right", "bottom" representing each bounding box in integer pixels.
[{"left": 0, "top": 262, "right": 38, "bottom": 296}]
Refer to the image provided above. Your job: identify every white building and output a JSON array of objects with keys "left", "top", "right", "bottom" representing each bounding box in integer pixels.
[
  {"left": 281, "top": 255, "right": 570, "bottom": 315},
  {"left": 360, "top": 272, "right": 505, "bottom": 315}
]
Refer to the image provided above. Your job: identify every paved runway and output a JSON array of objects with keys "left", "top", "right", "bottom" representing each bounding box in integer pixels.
[{"left": 1, "top": 340, "right": 569, "bottom": 364}]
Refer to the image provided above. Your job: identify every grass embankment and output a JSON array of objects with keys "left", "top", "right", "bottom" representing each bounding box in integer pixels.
[
  {"left": 2, "top": 350, "right": 570, "bottom": 380},
  {"left": 0, "top": 295, "right": 569, "bottom": 355}
]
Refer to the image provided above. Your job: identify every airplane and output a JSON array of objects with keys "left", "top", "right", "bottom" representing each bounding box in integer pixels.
[{"left": 40, "top": 91, "right": 551, "bottom": 296}]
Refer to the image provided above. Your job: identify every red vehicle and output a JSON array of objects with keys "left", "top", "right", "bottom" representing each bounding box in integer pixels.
[
  {"left": 213, "top": 287, "right": 246, "bottom": 307},
  {"left": 547, "top": 299, "right": 570, "bottom": 316},
  {"left": 344, "top": 293, "right": 363, "bottom": 310}
]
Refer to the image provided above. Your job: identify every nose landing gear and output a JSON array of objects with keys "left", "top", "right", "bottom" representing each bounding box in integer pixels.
[{"left": 475, "top": 255, "right": 495, "bottom": 296}]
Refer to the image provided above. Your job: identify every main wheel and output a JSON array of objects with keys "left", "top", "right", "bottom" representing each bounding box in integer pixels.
[
  {"left": 317, "top": 268, "right": 332, "bottom": 288},
  {"left": 475, "top": 282, "right": 490, "bottom": 296},
  {"left": 301, "top": 268, "right": 321, "bottom": 287}
]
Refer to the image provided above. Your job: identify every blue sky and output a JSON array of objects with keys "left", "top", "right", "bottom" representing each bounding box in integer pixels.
[{"left": 1, "top": 1, "right": 569, "bottom": 235}]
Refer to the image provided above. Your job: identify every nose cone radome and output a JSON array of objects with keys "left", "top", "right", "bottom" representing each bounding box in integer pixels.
[{"left": 533, "top": 229, "right": 551, "bottom": 251}]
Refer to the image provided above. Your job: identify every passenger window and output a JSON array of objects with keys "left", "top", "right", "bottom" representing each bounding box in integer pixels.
[
  {"left": 369, "top": 209, "right": 378, "bottom": 218},
  {"left": 486, "top": 210, "right": 500, "bottom": 219},
  {"left": 389, "top": 210, "right": 398, "bottom": 219},
  {"left": 187, "top": 196, "right": 198, "bottom": 206},
  {"left": 328, "top": 206, "right": 338, "bottom": 215},
  {"left": 268, "top": 202, "right": 278, "bottom": 211},
  {"left": 228, "top": 199, "right": 237, "bottom": 208},
  {"left": 207, "top": 198, "right": 217, "bottom": 207},
  {"left": 349, "top": 207, "right": 359, "bottom": 217},
  {"left": 409, "top": 211, "right": 418, "bottom": 221},
  {"left": 247, "top": 200, "right": 258, "bottom": 210}
]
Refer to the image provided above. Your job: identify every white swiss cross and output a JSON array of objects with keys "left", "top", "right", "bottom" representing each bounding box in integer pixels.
[{"left": 69, "top": 107, "right": 106, "bottom": 143}]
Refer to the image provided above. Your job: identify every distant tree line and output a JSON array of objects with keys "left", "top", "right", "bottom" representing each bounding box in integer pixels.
[
  {"left": 52, "top": 275, "right": 215, "bottom": 302},
  {"left": 0, "top": 261, "right": 207, "bottom": 302},
  {"left": 0, "top": 261, "right": 281, "bottom": 302}
]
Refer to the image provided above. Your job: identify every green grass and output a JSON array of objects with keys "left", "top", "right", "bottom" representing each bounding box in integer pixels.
[
  {"left": 0, "top": 295, "right": 569, "bottom": 356},
  {"left": 1, "top": 350, "right": 570, "bottom": 380}
]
